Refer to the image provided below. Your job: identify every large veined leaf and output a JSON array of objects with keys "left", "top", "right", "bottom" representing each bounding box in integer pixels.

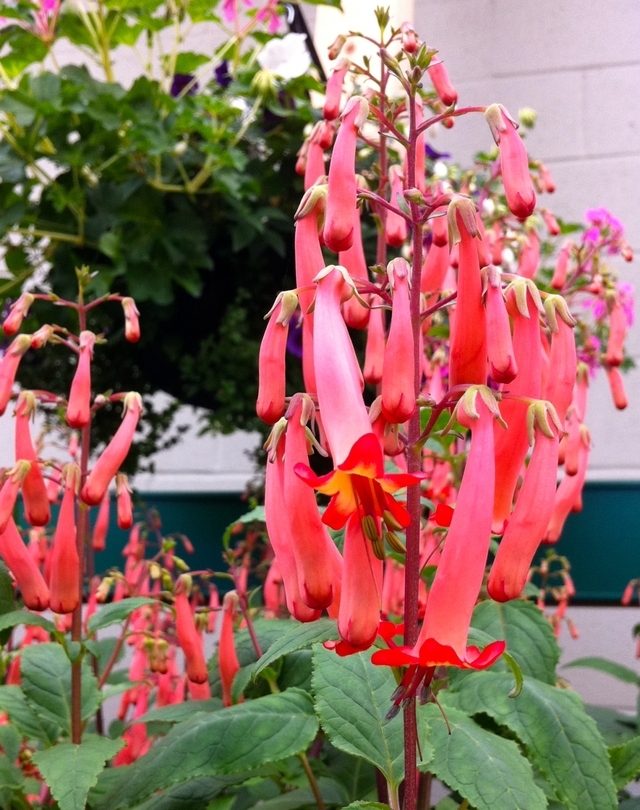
[
  {"left": 33, "top": 735, "right": 124, "bottom": 810},
  {"left": 448, "top": 671, "right": 617, "bottom": 810},
  {"left": 420, "top": 703, "right": 546, "bottom": 810},
  {"left": 609, "top": 736, "right": 640, "bottom": 790},
  {"left": 468, "top": 600, "right": 559, "bottom": 684},
  {"left": 97, "top": 689, "right": 319, "bottom": 809},
  {"left": 312, "top": 645, "right": 431, "bottom": 795},
  {"left": 0, "top": 610, "right": 56, "bottom": 635},
  {"left": 20, "top": 643, "right": 101, "bottom": 735},
  {"left": 0, "top": 685, "right": 60, "bottom": 744},
  {"left": 87, "top": 598, "right": 158, "bottom": 634},
  {"left": 253, "top": 618, "right": 340, "bottom": 679}
]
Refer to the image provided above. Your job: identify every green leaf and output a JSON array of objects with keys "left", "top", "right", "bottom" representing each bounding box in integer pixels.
[
  {"left": 585, "top": 705, "right": 637, "bottom": 746},
  {"left": 253, "top": 618, "right": 339, "bottom": 679},
  {"left": 112, "top": 775, "right": 247, "bottom": 810},
  {"left": 0, "top": 609, "right": 56, "bottom": 635},
  {"left": 564, "top": 657, "right": 640, "bottom": 686},
  {"left": 341, "top": 804, "right": 391, "bottom": 810},
  {"left": 312, "top": 645, "right": 419, "bottom": 793},
  {"left": 448, "top": 671, "right": 618, "bottom": 810},
  {"left": 0, "top": 724, "right": 21, "bottom": 763},
  {"left": 468, "top": 599, "right": 559, "bottom": 684},
  {"left": 0, "top": 562, "right": 16, "bottom": 645},
  {"left": 20, "top": 643, "right": 101, "bottom": 735},
  {"left": 301, "top": 0, "right": 342, "bottom": 6},
  {"left": 609, "top": 736, "right": 640, "bottom": 789},
  {"left": 0, "top": 685, "right": 60, "bottom": 744},
  {"left": 134, "top": 698, "right": 222, "bottom": 726},
  {"left": 98, "top": 689, "right": 319, "bottom": 808},
  {"left": 88, "top": 597, "right": 158, "bottom": 634},
  {"left": 0, "top": 753, "right": 23, "bottom": 790},
  {"left": 174, "top": 52, "right": 211, "bottom": 74},
  {"left": 420, "top": 703, "right": 546, "bottom": 810},
  {"left": 246, "top": 778, "right": 348, "bottom": 810},
  {"left": 33, "top": 735, "right": 124, "bottom": 810}
]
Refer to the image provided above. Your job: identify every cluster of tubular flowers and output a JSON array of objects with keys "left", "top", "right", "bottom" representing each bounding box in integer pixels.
[{"left": 258, "top": 22, "right": 633, "bottom": 688}]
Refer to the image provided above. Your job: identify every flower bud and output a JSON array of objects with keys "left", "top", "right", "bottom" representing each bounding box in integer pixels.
[
  {"left": 122, "top": 298, "right": 140, "bottom": 343},
  {"left": 3, "top": 294, "right": 34, "bottom": 336},
  {"left": 66, "top": 331, "right": 95, "bottom": 429}
]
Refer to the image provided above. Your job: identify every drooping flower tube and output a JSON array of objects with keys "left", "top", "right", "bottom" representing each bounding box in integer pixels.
[
  {"left": 49, "top": 464, "right": 80, "bottom": 614},
  {"left": 66, "top": 330, "right": 96, "bottom": 429},
  {"left": 174, "top": 578, "right": 208, "bottom": 685},
  {"left": 543, "top": 295, "right": 577, "bottom": 426},
  {"left": 372, "top": 388, "right": 506, "bottom": 698},
  {"left": 2, "top": 293, "right": 34, "bottom": 336},
  {"left": 92, "top": 493, "right": 110, "bottom": 552},
  {"left": 323, "top": 96, "right": 369, "bottom": 253},
  {"left": 447, "top": 197, "right": 488, "bottom": 389},
  {"left": 544, "top": 425, "right": 590, "bottom": 544},
  {"left": 427, "top": 58, "right": 458, "bottom": 107},
  {"left": 381, "top": 258, "right": 415, "bottom": 423},
  {"left": 323, "top": 57, "right": 349, "bottom": 121},
  {"left": 0, "top": 335, "right": 31, "bottom": 415},
  {"left": 15, "top": 391, "right": 50, "bottom": 527},
  {"left": 81, "top": 392, "right": 142, "bottom": 505},
  {"left": 116, "top": 473, "right": 133, "bottom": 529},
  {"left": 492, "top": 278, "right": 544, "bottom": 533},
  {"left": 364, "top": 303, "right": 385, "bottom": 385},
  {"left": 0, "top": 517, "right": 49, "bottom": 610},
  {"left": 488, "top": 401, "right": 563, "bottom": 601},
  {"left": 341, "top": 177, "right": 372, "bottom": 330},
  {"left": 483, "top": 265, "right": 517, "bottom": 384},
  {"left": 122, "top": 297, "right": 141, "bottom": 343},
  {"left": 219, "top": 591, "right": 242, "bottom": 707},
  {"left": 485, "top": 104, "right": 536, "bottom": 220},
  {"left": 385, "top": 165, "right": 408, "bottom": 248},
  {"left": 606, "top": 366, "right": 628, "bottom": 410},
  {"left": 256, "top": 291, "right": 298, "bottom": 425},
  {"left": 605, "top": 296, "right": 627, "bottom": 367},
  {"left": 264, "top": 423, "right": 322, "bottom": 623},
  {"left": 283, "top": 395, "right": 342, "bottom": 610},
  {"left": 518, "top": 228, "right": 540, "bottom": 279},
  {"left": 551, "top": 240, "right": 573, "bottom": 290}
]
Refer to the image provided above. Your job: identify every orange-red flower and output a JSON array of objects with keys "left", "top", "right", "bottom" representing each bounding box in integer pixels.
[{"left": 294, "top": 432, "right": 423, "bottom": 534}]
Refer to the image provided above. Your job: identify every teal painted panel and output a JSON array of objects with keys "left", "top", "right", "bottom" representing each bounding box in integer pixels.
[{"left": 543, "top": 482, "right": 640, "bottom": 603}]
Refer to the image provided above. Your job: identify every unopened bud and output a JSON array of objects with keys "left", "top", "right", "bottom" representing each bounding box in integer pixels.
[{"left": 327, "top": 34, "right": 347, "bottom": 60}]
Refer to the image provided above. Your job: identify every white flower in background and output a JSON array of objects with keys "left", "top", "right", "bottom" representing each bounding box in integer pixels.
[
  {"left": 433, "top": 160, "right": 448, "bottom": 179},
  {"left": 257, "top": 33, "right": 311, "bottom": 80}
]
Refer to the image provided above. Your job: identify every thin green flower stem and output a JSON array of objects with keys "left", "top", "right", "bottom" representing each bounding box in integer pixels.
[{"left": 299, "top": 752, "right": 326, "bottom": 810}]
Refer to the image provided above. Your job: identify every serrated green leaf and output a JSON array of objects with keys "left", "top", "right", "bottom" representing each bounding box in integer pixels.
[
  {"left": 134, "top": 698, "right": 222, "bottom": 726},
  {"left": 112, "top": 775, "right": 246, "bottom": 810},
  {"left": 0, "top": 562, "right": 16, "bottom": 645},
  {"left": 448, "top": 671, "right": 617, "bottom": 810},
  {"left": 468, "top": 599, "right": 559, "bottom": 684},
  {"left": 311, "top": 646, "right": 421, "bottom": 794},
  {"left": 0, "top": 610, "right": 56, "bottom": 635},
  {"left": 20, "top": 643, "right": 101, "bottom": 735},
  {"left": 420, "top": 703, "right": 546, "bottom": 810},
  {"left": 564, "top": 657, "right": 640, "bottom": 686},
  {"left": 0, "top": 724, "right": 21, "bottom": 763},
  {"left": 98, "top": 689, "right": 318, "bottom": 809},
  {"left": 0, "top": 685, "right": 60, "bottom": 744},
  {"left": 33, "top": 735, "right": 124, "bottom": 810},
  {"left": 231, "top": 663, "right": 254, "bottom": 703},
  {"left": 88, "top": 598, "right": 158, "bottom": 634},
  {"left": 609, "top": 736, "right": 640, "bottom": 789},
  {"left": 341, "top": 804, "right": 391, "bottom": 810},
  {"left": 245, "top": 777, "right": 348, "bottom": 810},
  {"left": 253, "top": 618, "right": 339, "bottom": 679}
]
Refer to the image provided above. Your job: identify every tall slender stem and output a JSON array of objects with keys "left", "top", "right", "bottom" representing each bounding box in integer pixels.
[{"left": 71, "top": 297, "right": 89, "bottom": 744}]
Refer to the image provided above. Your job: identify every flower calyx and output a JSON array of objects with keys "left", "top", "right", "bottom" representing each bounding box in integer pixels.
[
  {"left": 447, "top": 195, "right": 478, "bottom": 245},
  {"left": 525, "top": 400, "right": 564, "bottom": 445},
  {"left": 544, "top": 295, "right": 576, "bottom": 332}
]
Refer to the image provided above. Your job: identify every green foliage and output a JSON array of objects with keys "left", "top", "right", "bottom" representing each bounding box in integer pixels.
[
  {"left": 87, "top": 597, "right": 158, "bottom": 634},
  {"left": 420, "top": 703, "right": 547, "bottom": 810},
  {"left": 565, "top": 656, "right": 640, "bottom": 686},
  {"left": 447, "top": 671, "right": 618, "bottom": 810},
  {"left": 253, "top": 618, "right": 340, "bottom": 678},
  {"left": 609, "top": 737, "right": 640, "bottom": 790},
  {"left": 33, "top": 734, "right": 125, "bottom": 810},
  {"left": 95, "top": 689, "right": 319, "bottom": 808}
]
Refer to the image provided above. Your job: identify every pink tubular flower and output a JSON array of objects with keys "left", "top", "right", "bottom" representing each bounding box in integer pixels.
[
  {"left": 264, "top": 427, "right": 322, "bottom": 623},
  {"left": 373, "top": 388, "right": 506, "bottom": 678},
  {"left": 485, "top": 104, "right": 536, "bottom": 219},
  {"left": 381, "top": 258, "right": 415, "bottom": 423},
  {"left": 447, "top": 198, "right": 488, "bottom": 388},
  {"left": 541, "top": 209, "right": 560, "bottom": 236},
  {"left": 544, "top": 426, "right": 590, "bottom": 544},
  {"left": 544, "top": 296, "right": 577, "bottom": 426},
  {"left": 49, "top": 466, "right": 80, "bottom": 614},
  {"left": 338, "top": 513, "right": 382, "bottom": 649},
  {"left": 0, "top": 335, "right": 31, "bottom": 415},
  {"left": 256, "top": 291, "right": 297, "bottom": 425},
  {"left": 0, "top": 517, "right": 49, "bottom": 610},
  {"left": 400, "top": 21, "right": 418, "bottom": 53},
  {"left": 92, "top": 493, "right": 110, "bottom": 552},
  {"left": 323, "top": 96, "right": 369, "bottom": 253},
  {"left": 518, "top": 228, "right": 540, "bottom": 279},
  {"left": 67, "top": 331, "right": 96, "bottom": 429},
  {"left": 483, "top": 266, "right": 517, "bottom": 384},
  {"left": 116, "top": 473, "right": 133, "bottom": 529},
  {"left": 421, "top": 242, "right": 450, "bottom": 294},
  {"left": 0, "top": 463, "right": 31, "bottom": 535},
  {"left": 3, "top": 293, "right": 34, "bottom": 336},
  {"left": 606, "top": 366, "right": 628, "bottom": 410},
  {"left": 174, "top": 584, "right": 208, "bottom": 685},
  {"left": 363, "top": 303, "right": 385, "bottom": 385},
  {"left": 341, "top": 181, "right": 371, "bottom": 330},
  {"left": 551, "top": 240, "right": 573, "bottom": 291},
  {"left": 122, "top": 298, "right": 141, "bottom": 343},
  {"left": 219, "top": 591, "right": 242, "bottom": 707},
  {"left": 488, "top": 403, "right": 562, "bottom": 601},
  {"left": 605, "top": 299, "right": 627, "bottom": 367},
  {"left": 312, "top": 265, "right": 370, "bottom": 464},
  {"left": 385, "top": 165, "right": 408, "bottom": 248},
  {"left": 427, "top": 58, "right": 458, "bottom": 107},
  {"left": 81, "top": 392, "right": 142, "bottom": 505},
  {"left": 284, "top": 397, "right": 342, "bottom": 610},
  {"left": 15, "top": 392, "right": 50, "bottom": 527},
  {"left": 323, "top": 58, "right": 349, "bottom": 121}
]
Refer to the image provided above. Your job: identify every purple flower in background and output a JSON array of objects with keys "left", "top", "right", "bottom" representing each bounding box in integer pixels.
[
  {"left": 577, "top": 336, "right": 601, "bottom": 377},
  {"left": 171, "top": 74, "right": 197, "bottom": 96},
  {"left": 425, "top": 143, "right": 451, "bottom": 160},
  {"left": 215, "top": 61, "right": 232, "bottom": 88},
  {"left": 286, "top": 310, "right": 303, "bottom": 359}
]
